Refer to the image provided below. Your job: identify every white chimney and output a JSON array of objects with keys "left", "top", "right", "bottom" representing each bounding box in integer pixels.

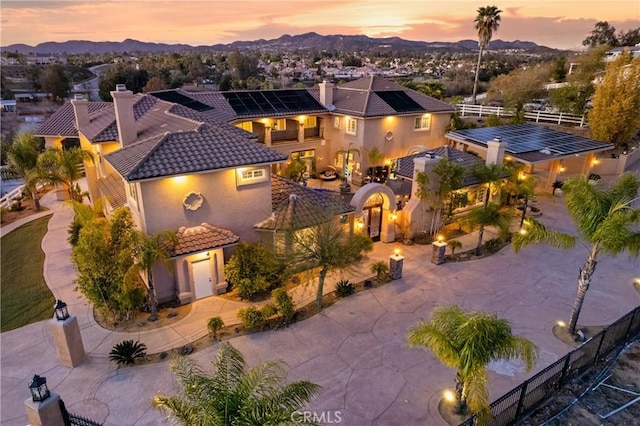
[
  {"left": 71, "top": 94, "right": 89, "bottom": 132},
  {"left": 110, "top": 85, "right": 137, "bottom": 147},
  {"left": 486, "top": 137, "right": 506, "bottom": 165},
  {"left": 319, "top": 80, "right": 335, "bottom": 107}
]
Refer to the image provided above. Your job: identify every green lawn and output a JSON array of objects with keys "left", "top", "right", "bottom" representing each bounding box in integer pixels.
[{"left": 1, "top": 216, "right": 55, "bottom": 332}]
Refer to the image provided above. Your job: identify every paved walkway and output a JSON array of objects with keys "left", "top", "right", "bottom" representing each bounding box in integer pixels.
[{"left": 1, "top": 171, "right": 639, "bottom": 425}]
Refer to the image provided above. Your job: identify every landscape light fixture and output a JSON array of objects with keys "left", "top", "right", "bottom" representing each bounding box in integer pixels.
[
  {"left": 29, "top": 375, "right": 50, "bottom": 402},
  {"left": 53, "top": 299, "right": 69, "bottom": 321},
  {"left": 394, "top": 247, "right": 401, "bottom": 256},
  {"left": 443, "top": 390, "right": 456, "bottom": 402}
]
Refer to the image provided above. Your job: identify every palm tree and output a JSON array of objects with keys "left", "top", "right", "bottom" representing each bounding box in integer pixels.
[
  {"left": 153, "top": 342, "right": 320, "bottom": 425},
  {"left": 335, "top": 144, "right": 360, "bottom": 192},
  {"left": 513, "top": 173, "right": 640, "bottom": 335},
  {"left": 472, "top": 162, "right": 506, "bottom": 208},
  {"left": 291, "top": 219, "right": 373, "bottom": 309},
  {"left": 38, "top": 147, "right": 93, "bottom": 201},
  {"left": 472, "top": 5, "right": 502, "bottom": 105},
  {"left": 6, "top": 132, "right": 43, "bottom": 211},
  {"left": 466, "top": 203, "right": 511, "bottom": 256},
  {"left": 125, "top": 230, "right": 178, "bottom": 321},
  {"left": 408, "top": 305, "right": 538, "bottom": 421}
]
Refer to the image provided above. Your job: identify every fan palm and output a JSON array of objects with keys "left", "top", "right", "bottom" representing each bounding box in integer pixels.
[
  {"left": 513, "top": 173, "right": 640, "bottom": 335},
  {"left": 408, "top": 305, "right": 538, "bottom": 422},
  {"left": 335, "top": 144, "right": 360, "bottom": 191},
  {"left": 6, "top": 132, "right": 44, "bottom": 210},
  {"left": 125, "top": 230, "right": 178, "bottom": 321},
  {"left": 153, "top": 342, "right": 321, "bottom": 425},
  {"left": 37, "top": 147, "right": 93, "bottom": 201},
  {"left": 472, "top": 5, "right": 502, "bottom": 105},
  {"left": 465, "top": 203, "right": 511, "bottom": 256}
]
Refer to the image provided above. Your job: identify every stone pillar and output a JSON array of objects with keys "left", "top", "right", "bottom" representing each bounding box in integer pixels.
[
  {"left": 431, "top": 241, "right": 447, "bottom": 265},
  {"left": 50, "top": 315, "right": 85, "bottom": 368},
  {"left": 546, "top": 160, "right": 561, "bottom": 193},
  {"left": 581, "top": 153, "right": 594, "bottom": 176},
  {"left": 389, "top": 254, "right": 404, "bottom": 280},
  {"left": 264, "top": 126, "right": 272, "bottom": 147},
  {"left": 24, "top": 392, "right": 65, "bottom": 426},
  {"left": 298, "top": 123, "right": 305, "bottom": 143}
]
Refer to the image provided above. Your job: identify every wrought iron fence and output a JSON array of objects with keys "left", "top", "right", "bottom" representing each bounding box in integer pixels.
[
  {"left": 59, "top": 399, "right": 103, "bottom": 426},
  {"left": 459, "top": 306, "right": 640, "bottom": 426}
]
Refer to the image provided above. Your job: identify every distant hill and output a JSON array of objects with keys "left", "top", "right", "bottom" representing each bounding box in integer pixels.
[{"left": 2, "top": 32, "right": 559, "bottom": 55}]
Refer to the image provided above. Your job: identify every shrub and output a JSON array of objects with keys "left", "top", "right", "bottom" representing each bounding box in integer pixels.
[
  {"left": 238, "top": 307, "right": 265, "bottom": 331},
  {"left": 484, "top": 238, "right": 503, "bottom": 254},
  {"left": 0, "top": 207, "right": 9, "bottom": 223},
  {"left": 261, "top": 303, "right": 278, "bottom": 319},
  {"left": 484, "top": 114, "right": 503, "bottom": 127},
  {"left": 272, "top": 288, "right": 295, "bottom": 323},
  {"left": 335, "top": 280, "right": 355, "bottom": 298},
  {"left": 109, "top": 340, "right": 147, "bottom": 366},
  {"left": 207, "top": 316, "right": 224, "bottom": 340},
  {"left": 370, "top": 260, "right": 389, "bottom": 282},
  {"left": 225, "top": 242, "right": 287, "bottom": 299}
]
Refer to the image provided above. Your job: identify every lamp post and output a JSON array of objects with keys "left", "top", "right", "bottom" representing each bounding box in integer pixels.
[
  {"left": 53, "top": 300, "right": 69, "bottom": 321},
  {"left": 29, "top": 375, "right": 50, "bottom": 402}
]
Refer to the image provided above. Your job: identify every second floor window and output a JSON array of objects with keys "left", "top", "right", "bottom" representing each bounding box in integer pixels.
[
  {"left": 346, "top": 118, "right": 357, "bottom": 135},
  {"left": 414, "top": 115, "right": 431, "bottom": 131}
]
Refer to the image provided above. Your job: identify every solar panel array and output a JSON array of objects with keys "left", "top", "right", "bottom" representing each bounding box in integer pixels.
[
  {"left": 152, "top": 91, "right": 214, "bottom": 112},
  {"left": 222, "top": 90, "right": 324, "bottom": 115},
  {"left": 449, "top": 124, "right": 609, "bottom": 156},
  {"left": 375, "top": 91, "right": 423, "bottom": 113}
]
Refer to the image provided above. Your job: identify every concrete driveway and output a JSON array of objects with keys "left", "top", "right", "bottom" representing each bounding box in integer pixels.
[{"left": 2, "top": 187, "right": 640, "bottom": 425}]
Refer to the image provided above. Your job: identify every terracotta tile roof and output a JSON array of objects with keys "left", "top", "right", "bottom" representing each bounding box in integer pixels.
[
  {"left": 96, "top": 173, "right": 127, "bottom": 208},
  {"left": 173, "top": 223, "right": 239, "bottom": 256},
  {"left": 331, "top": 76, "right": 455, "bottom": 117},
  {"left": 255, "top": 175, "right": 354, "bottom": 231},
  {"left": 396, "top": 146, "right": 486, "bottom": 187},
  {"left": 104, "top": 123, "right": 287, "bottom": 181},
  {"left": 34, "top": 102, "right": 111, "bottom": 137}
]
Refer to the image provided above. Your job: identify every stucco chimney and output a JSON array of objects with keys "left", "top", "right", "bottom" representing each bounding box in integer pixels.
[
  {"left": 318, "top": 80, "right": 335, "bottom": 107},
  {"left": 71, "top": 94, "right": 89, "bottom": 132},
  {"left": 486, "top": 137, "right": 506, "bottom": 165},
  {"left": 110, "top": 84, "right": 137, "bottom": 147}
]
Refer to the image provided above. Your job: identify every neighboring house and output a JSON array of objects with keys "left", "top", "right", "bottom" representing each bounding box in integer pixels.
[
  {"left": 34, "top": 77, "right": 456, "bottom": 304},
  {"left": 604, "top": 45, "right": 640, "bottom": 62}
]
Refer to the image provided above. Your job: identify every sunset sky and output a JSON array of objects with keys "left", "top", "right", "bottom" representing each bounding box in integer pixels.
[{"left": 1, "top": 1, "right": 639, "bottom": 50}]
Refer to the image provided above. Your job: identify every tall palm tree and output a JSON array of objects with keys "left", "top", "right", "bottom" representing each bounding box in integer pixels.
[
  {"left": 125, "top": 230, "right": 178, "bottom": 321},
  {"left": 38, "top": 147, "right": 94, "bottom": 201},
  {"left": 472, "top": 162, "right": 506, "bottom": 208},
  {"left": 513, "top": 173, "right": 640, "bottom": 335},
  {"left": 466, "top": 203, "right": 511, "bottom": 255},
  {"left": 153, "top": 342, "right": 320, "bottom": 425},
  {"left": 472, "top": 5, "right": 502, "bottom": 105},
  {"left": 408, "top": 305, "right": 538, "bottom": 421},
  {"left": 6, "top": 132, "right": 43, "bottom": 210}
]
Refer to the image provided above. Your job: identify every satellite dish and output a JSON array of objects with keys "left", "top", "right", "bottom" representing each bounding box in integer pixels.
[{"left": 326, "top": 104, "right": 336, "bottom": 111}]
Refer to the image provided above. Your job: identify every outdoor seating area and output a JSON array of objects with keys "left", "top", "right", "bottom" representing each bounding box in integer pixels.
[{"left": 319, "top": 165, "right": 338, "bottom": 181}]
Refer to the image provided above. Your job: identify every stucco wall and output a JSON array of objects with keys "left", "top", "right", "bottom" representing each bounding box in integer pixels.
[{"left": 138, "top": 168, "right": 272, "bottom": 242}]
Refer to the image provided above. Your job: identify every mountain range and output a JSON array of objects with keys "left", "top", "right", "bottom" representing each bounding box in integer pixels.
[{"left": 2, "top": 32, "right": 559, "bottom": 55}]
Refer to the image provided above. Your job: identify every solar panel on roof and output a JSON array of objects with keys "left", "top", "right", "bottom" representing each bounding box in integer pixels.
[
  {"left": 449, "top": 124, "right": 611, "bottom": 157},
  {"left": 152, "top": 91, "right": 214, "bottom": 112},
  {"left": 375, "top": 91, "right": 423, "bottom": 113},
  {"left": 222, "top": 90, "right": 323, "bottom": 115}
]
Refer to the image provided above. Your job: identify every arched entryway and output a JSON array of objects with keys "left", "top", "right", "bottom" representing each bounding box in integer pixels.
[{"left": 350, "top": 183, "right": 396, "bottom": 243}]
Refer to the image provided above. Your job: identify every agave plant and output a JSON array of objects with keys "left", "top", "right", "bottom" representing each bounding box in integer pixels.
[
  {"left": 335, "top": 279, "right": 355, "bottom": 298},
  {"left": 109, "top": 340, "right": 147, "bottom": 366}
]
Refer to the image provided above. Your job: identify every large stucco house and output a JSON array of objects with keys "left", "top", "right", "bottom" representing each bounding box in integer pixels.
[{"left": 35, "top": 76, "right": 456, "bottom": 304}]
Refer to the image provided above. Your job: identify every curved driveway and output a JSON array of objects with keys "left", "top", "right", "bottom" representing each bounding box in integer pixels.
[{"left": 2, "top": 177, "right": 639, "bottom": 425}]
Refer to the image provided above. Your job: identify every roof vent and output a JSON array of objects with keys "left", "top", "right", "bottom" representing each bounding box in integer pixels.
[
  {"left": 115, "top": 84, "right": 127, "bottom": 92},
  {"left": 73, "top": 94, "right": 84, "bottom": 101}
]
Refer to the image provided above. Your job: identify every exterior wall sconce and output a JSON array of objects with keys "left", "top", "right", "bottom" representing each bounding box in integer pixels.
[
  {"left": 29, "top": 375, "right": 50, "bottom": 402},
  {"left": 559, "top": 163, "right": 565, "bottom": 172},
  {"left": 53, "top": 300, "right": 69, "bottom": 321},
  {"left": 390, "top": 212, "right": 398, "bottom": 222}
]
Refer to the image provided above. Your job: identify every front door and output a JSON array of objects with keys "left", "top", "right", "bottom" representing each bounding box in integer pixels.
[
  {"left": 364, "top": 205, "right": 382, "bottom": 242},
  {"left": 192, "top": 259, "right": 213, "bottom": 299}
]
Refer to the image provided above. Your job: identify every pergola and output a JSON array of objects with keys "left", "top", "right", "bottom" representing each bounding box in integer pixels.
[{"left": 445, "top": 124, "right": 613, "bottom": 191}]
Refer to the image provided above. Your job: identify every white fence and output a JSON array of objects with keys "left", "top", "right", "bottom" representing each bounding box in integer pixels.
[{"left": 456, "top": 103, "right": 587, "bottom": 127}]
